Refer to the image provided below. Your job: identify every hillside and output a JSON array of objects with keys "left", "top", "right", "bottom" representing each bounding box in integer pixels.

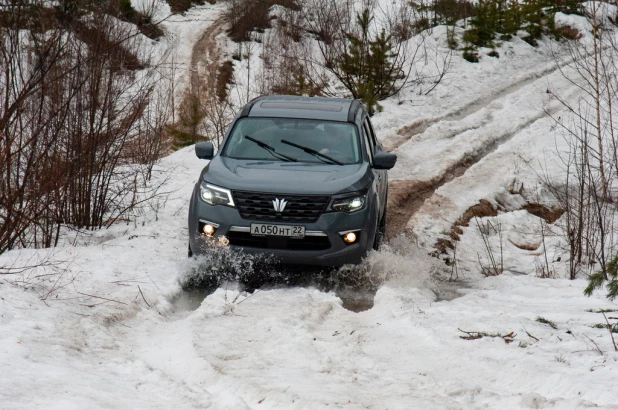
[{"left": 1, "top": 1, "right": 618, "bottom": 409}]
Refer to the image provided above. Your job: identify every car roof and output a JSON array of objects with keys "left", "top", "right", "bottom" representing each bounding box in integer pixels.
[{"left": 242, "top": 95, "right": 360, "bottom": 122}]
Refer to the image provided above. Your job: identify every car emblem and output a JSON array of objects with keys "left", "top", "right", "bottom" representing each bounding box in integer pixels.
[{"left": 272, "top": 198, "right": 288, "bottom": 213}]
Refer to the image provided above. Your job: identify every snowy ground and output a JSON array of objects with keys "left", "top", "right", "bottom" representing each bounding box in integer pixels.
[{"left": 2, "top": 4, "right": 618, "bottom": 410}]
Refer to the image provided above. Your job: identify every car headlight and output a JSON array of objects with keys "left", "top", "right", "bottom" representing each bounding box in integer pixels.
[
  {"left": 200, "top": 183, "right": 235, "bottom": 207},
  {"left": 331, "top": 194, "right": 366, "bottom": 213}
]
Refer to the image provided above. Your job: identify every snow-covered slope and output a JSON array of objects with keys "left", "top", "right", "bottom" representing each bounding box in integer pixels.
[{"left": 2, "top": 4, "right": 618, "bottom": 410}]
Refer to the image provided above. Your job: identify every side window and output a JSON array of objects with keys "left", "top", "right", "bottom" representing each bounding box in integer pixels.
[
  {"left": 361, "top": 121, "right": 374, "bottom": 164},
  {"left": 362, "top": 119, "right": 375, "bottom": 151},
  {"left": 365, "top": 118, "right": 381, "bottom": 151}
]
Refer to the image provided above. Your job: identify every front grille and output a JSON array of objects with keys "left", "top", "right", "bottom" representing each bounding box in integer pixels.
[
  {"left": 227, "top": 232, "right": 331, "bottom": 251},
  {"left": 232, "top": 191, "right": 330, "bottom": 223}
]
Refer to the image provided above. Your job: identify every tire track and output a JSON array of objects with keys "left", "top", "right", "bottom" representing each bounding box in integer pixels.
[
  {"left": 386, "top": 82, "right": 561, "bottom": 240},
  {"left": 385, "top": 61, "right": 565, "bottom": 153},
  {"left": 189, "top": 15, "right": 227, "bottom": 97}
]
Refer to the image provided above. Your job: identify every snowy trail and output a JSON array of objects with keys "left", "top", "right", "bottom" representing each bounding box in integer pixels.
[
  {"left": 385, "top": 54, "right": 582, "bottom": 239},
  {"left": 91, "top": 276, "right": 618, "bottom": 409},
  {"left": 189, "top": 15, "right": 227, "bottom": 95},
  {"left": 390, "top": 59, "right": 569, "bottom": 182},
  {"left": 385, "top": 59, "right": 567, "bottom": 153}
]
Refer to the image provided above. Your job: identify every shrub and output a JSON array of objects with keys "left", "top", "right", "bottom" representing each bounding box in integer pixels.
[
  {"left": 167, "top": 94, "right": 207, "bottom": 150},
  {"left": 585, "top": 255, "right": 618, "bottom": 300},
  {"left": 553, "top": 25, "right": 582, "bottom": 40},
  {"left": 166, "top": 0, "right": 206, "bottom": 14},
  {"left": 462, "top": 47, "right": 479, "bottom": 62},
  {"left": 225, "top": 0, "right": 300, "bottom": 43},
  {"left": 216, "top": 61, "right": 235, "bottom": 102},
  {"left": 1, "top": 2, "right": 170, "bottom": 249},
  {"left": 115, "top": 0, "right": 164, "bottom": 39}
]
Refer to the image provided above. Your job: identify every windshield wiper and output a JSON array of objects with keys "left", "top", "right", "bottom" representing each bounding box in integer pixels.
[
  {"left": 280, "top": 139, "right": 344, "bottom": 165},
  {"left": 244, "top": 135, "right": 297, "bottom": 162}
]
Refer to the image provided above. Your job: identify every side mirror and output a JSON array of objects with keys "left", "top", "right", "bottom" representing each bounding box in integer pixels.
[
  {"left": 195, "top": 141, "right": 214, "bottom": 160},
  {"left": 373, "top": 151, "right": 397, "bottom": 170}
]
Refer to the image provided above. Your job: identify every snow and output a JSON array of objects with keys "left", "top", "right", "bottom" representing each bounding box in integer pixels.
[
  {"left": 3, "top": 247, "right": 618, "bottom": 408},
  {"left": 136, "top": 0, "right": 228, "bottom": 106},
  {"left": 2, "top": 1, "right": 618, "bottom": 409}
]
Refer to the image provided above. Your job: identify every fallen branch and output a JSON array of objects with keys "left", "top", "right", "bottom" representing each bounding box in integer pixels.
[
  {"left": 458, "top": 328, "right": 516, "bottom": 343},
  {"left": 236, "top": 289, "right": 261, "bottom": 305},
  {"left": 522, "top": 325, "right": 540, "bottom": 342},
  {"left": 138, "top": 285, "right": 151, "bottom": 308},
  {"left": 77, "top": 291, "right": 127, "bottom": 305},
  {"left": 583, "top": 334, "right": 604, "bottom": 356}
]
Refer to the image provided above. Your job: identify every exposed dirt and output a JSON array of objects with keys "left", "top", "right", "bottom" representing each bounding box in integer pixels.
[
  {"left": 189, "top": 16, "right": 228, "bottom": 95},
  {"left": 386, "top": 158, "right": 472, "bottom": 240},
  {"left": 456, "top": 199, "right": 498, "bottom": 227},
  {"left": 523, "top": 203, "right": 565, "bottom": 224},
  {"left": 509, "top": 239, "right": 542, "bottom": 251},
  {"left": 432, "top": 199, "right": 565, "bottom": 254},
  {"left": 386, "top": 179, "right": 435, "bottom": 240}
]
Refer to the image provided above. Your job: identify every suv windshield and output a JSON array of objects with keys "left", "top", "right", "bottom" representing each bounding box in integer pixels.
[{"left": 222, "top": 118, "right": 361, "bottom": 165}]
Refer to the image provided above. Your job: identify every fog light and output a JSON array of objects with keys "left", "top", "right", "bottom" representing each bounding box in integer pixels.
[
  {"left": 343, "top": 232, "right": 357, "bottom": 244},
  {"left": 202, "top": 224, "right": 216, "bottom": 236}
]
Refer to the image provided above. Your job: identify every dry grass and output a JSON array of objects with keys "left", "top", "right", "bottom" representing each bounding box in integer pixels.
[{"left": 555, "top": 25, "right": 582, "bottom": 41}]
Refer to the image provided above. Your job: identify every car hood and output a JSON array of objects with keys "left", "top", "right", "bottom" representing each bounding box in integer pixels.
[{"left": 201, "top": 157, "right": 372, "bottom": 195}]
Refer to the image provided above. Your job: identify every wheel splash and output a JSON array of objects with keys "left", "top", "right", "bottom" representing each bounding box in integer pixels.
[{"left": 176, "top": 234, "right": 438, "bottom": 313}]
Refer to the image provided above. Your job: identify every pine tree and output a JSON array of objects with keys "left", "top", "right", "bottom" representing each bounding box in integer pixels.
[
  {"left": 433, "top": 0, "right": 460, "bottom": 25},
  {"left": 337, "top": 9, "right": 399, "bottom": 115},
  {"left": 552, "top": 0, "right": 581, "bottom": 14},
  {"left": 521, "top": 0, "right": 549, "bottom": 45},
  {"left": 167, "top": 94, "right": 207, "bottom": 150},
  {"left": 118, "top": 0, "right": 137, "bottom": 21},
  {"left": 463, "top": 0, "right": 498, "bottom": 48},
  {"left": 502, "top": 0, "right": 523, "bottom": 37},
  {"left": 585, "top": 254, "right": 618, "bottom": 300}
]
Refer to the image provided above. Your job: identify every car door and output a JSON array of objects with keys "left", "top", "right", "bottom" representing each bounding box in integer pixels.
[
  {"left": 361, "top": 116, "right": 387, "bottom": 217},
  {"left": 365, "top": 118, "right": 387, "bottom": 205}
]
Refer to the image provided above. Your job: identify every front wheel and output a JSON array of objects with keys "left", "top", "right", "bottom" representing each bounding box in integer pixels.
[{"left": 373, "top": 203, "right": 387, "bottom": 251}]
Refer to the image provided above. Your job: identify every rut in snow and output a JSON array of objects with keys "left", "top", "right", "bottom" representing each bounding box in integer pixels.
[
  {"left": 189, "top": 16, "right": 227, "bottom": 95},
  {"left": 386, "top": 108, "right": 554, "bottom": 239},
  {"left": 385, "top": 59, "right": 569, "bottom": 152}
]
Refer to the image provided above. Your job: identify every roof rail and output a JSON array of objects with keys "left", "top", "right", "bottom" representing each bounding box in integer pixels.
[
  {"left": 347, "top": 100, "right": 362, "bottom": 123},
  {"left": 239, "top": 96, "right": 264, "bottom": 118}
]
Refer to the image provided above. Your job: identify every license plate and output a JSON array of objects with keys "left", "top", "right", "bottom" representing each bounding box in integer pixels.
[{"left": 250, "top": 223, "right": 305, "bottom": 238}]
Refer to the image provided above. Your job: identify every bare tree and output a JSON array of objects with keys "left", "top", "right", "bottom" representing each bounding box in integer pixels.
[
  {"left": 546, "top": 1, "right": 618, "bottom": 292},
  {"left": 0, "top": 0, "right": 171, "bottom": 252}
]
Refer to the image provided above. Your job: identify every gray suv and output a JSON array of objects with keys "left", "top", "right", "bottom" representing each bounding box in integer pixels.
[{"left": 188, "top": 95, "right": 396, "bottom": 267}]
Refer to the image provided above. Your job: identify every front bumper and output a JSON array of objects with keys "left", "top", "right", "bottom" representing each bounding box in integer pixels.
[{"left": 188, "top": 194, "right": 376, "bottom": 267}]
